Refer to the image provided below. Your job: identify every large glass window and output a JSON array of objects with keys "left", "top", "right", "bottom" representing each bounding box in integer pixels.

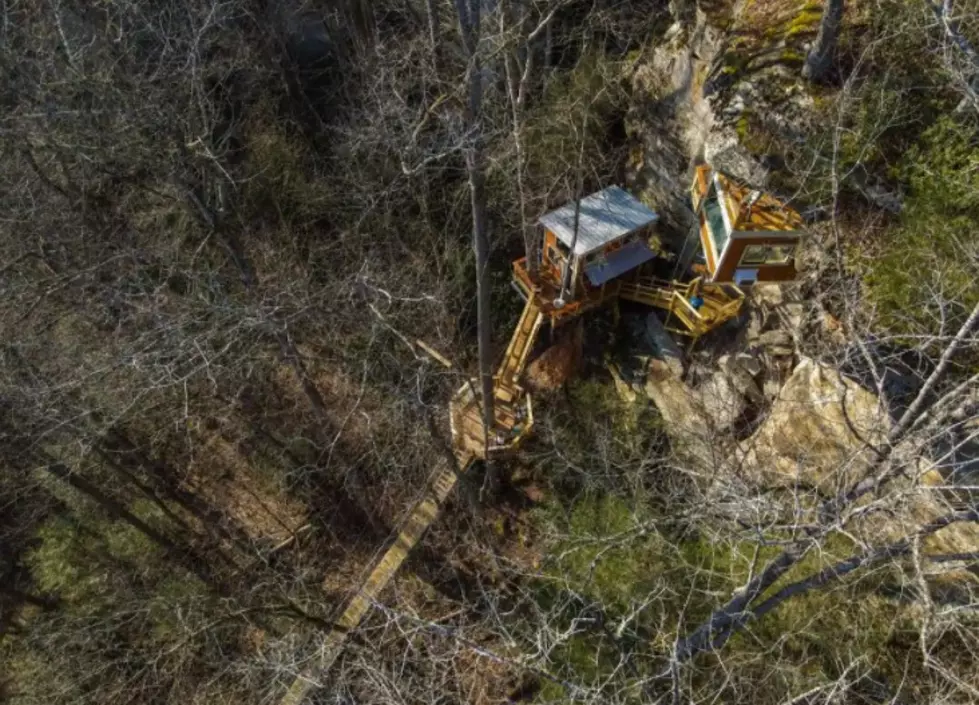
[
  {"left": 702, "top": 189, "right": 729, "bottom": 257},
  {"left": 740, "top": 244, "right": 795, "bottom": 266}
]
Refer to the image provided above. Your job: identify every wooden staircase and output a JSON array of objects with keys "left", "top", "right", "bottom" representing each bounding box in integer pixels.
[
  {"left": 495, "top": 298, "right": 543, "bottom": 398},
  {"left": 449, "top": 298, "right": 542, "bottom": 459}
]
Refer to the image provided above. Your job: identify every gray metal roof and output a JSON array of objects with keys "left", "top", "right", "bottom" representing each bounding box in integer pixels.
[{"left": 538, "top": 186, "right": 659, "bottom": 257}]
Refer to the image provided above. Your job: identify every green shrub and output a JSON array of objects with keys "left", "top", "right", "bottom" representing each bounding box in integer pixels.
[{"left": 862, "top": 116, "right": 979, "bottom": 335}]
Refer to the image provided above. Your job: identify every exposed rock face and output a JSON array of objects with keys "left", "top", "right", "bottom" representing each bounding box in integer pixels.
[
  {"left": 610, "top": 315, "right": 765, "bottom": 454},
  {"left": 737, "top": 356, "right": 887, "bottom": 488},
  {"left": 733, "top": 359, "right": 979, "bottom": 558},
  {"left": 640, "top": 313, "right": 685, "bottom": 378},
  {"left": 525, "top": 320, "right": 583, "bottom": 393},
  {"left": 703, "top": 130, "right": 770, "bottom": 186},
  {"left": 626, "top": 1, "right": 823, "bottom": 242}
]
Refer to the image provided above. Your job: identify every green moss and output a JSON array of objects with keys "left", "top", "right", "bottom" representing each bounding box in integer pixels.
[
  {"left": 531, "top": 484, "right": 923, "bottom": 699},
  {"left": 736, "top": 114, "right": 751, "bottom": 140},
  {"left": 780, "top": 48, "right": 807, "bottom": 64},
  {"left": 785, "top": 7, "right": 823, "bottom": 35}
]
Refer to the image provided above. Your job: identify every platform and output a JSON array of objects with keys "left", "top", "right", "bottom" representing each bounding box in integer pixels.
[
  {"left": 620, "top": 276, "right": 744, "bottom": 338},
  {"left": 513, "top": 257, "right": 620, "bottom": 326}
]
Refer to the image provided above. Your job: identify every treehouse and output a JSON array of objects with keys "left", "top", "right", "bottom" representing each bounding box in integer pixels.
[
  {"left": 458, "top": 180, "right": 755, "bottom": 459},
  {"left": 690, "top": 164, "right": 805, "bottom": 286},
  {"left": 513, "top": 186, "right": 660, "bottom": 323}
]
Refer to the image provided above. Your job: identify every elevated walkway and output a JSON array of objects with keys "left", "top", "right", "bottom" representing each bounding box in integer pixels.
[
  {"left": 620, "top": 276, "right": 744, "bottom": 339},
  {"left": 279, "top": 450, "right": 474, "bottom": 705}
]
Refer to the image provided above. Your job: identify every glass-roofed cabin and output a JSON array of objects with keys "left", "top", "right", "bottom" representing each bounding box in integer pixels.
[
  {"left": 691, "top": 165, "right": 805, "bottom": 286},
  {"left": 513, "top": 186, "right": 659, "bottom": 317}
]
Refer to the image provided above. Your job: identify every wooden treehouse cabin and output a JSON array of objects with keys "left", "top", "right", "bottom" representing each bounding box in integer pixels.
[
  {"left": 513, "top": 186, "right": 661, "bottom": 325},
  {"left": 690, "top": 164, "right": 805, "bottom": 286}
]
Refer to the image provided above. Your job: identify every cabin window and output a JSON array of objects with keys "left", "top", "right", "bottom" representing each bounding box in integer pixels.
[
  {"left": 740, "top": 244, "right": 795, "bottom": 266},
  {"left": 702, "top": 185, "right": 730, "bottom": 258}
]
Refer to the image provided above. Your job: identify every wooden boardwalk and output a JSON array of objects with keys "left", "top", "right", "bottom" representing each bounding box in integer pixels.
[{"left": 279, "top": 450, "right": 474, "bottom": 705}]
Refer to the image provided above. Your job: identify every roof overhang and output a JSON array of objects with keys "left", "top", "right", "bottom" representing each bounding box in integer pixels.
[
  {"left": 584, "top": 239, "right": 656, "bottom": 286},
  {"left": 539, "top": 186, "right": 659, "bottom": 257}
]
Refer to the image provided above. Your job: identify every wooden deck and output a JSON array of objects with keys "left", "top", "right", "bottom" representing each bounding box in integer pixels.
[
  {"left": 620, "top": 276, "right": 744, "bottom": 338},
  {"left": 512, "top": 257, "right": 619, "bottom": 326},
  {"left": 449, "top": 381, "right": 533, "bottom": 459},
  {"left": 715, "top": 171, "right": 804, "bottom": 233}
]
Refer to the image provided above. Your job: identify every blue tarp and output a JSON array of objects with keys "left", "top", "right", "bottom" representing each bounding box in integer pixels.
[{"left": 584, "top": 239, "right": 655, "bottom": 286}]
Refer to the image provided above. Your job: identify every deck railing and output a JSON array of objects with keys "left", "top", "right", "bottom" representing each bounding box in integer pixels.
[{"left": 619, "top": 276, "right": 745, "bottom": 337}]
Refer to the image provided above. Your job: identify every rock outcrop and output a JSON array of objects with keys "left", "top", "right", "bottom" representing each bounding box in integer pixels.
[
  {"left": 525, "top": 320, "right": 583, "bottom": 393},
  {"left": 734, "top": 356, "right": 979, "bottom": 559},
  {"left": 697, "top": 353, "right": 764, "bottom": 431},
  {"left": 736, "top": 356, "right": 887, "bottom": 488}
]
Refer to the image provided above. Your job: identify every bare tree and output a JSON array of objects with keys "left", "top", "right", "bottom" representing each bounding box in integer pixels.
[
  {"left": 926, "top": 0, "right": 979, "bottom": 111},
  {"left": 502, "top": 0, "right": 561, "bottom": 277}
]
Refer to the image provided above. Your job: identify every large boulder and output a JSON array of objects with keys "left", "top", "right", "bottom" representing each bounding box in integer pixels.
[
  {"left": 697, "top": 372, "right": 749, "bottom": 430},
  {"left": 695, "top": 353, "right": 764, "bottom": 430},
  {"left": 525, "top": 321, "right": 583, "bottom": 393},
  {"left": 737, "top": 356, "right": 887, "bottom": 488}
]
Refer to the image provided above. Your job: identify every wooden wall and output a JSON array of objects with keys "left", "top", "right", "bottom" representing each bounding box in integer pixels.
[
  {"left": 698, "top": 216, "right": 717, "bottom": 275},
  {"left": 714, "top": 236, "right": 799, "bottom": 282}
]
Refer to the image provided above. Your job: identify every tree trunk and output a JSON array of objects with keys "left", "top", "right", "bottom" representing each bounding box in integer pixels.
[
  {"left": 455, "top": 0, "right": 495, "bottom": 472},
  {"left": 426, "top": 0, "right": 440, "bottom": 58},
  {"left": 469, "top": 152, "right": 495, "bottom": 450},
  {"left": 803, "top": 0, "right": 844, "bottom": 82}
]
